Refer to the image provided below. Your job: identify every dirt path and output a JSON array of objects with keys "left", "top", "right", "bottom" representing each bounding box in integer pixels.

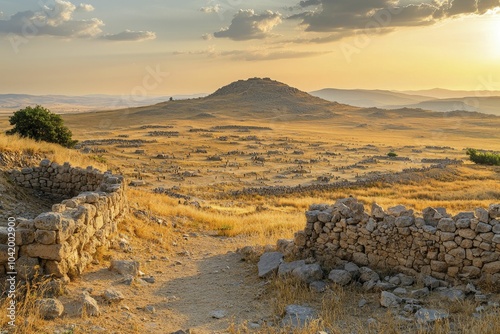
[{"left": 51, "top": 232, "right": 272, "bottom": 334}]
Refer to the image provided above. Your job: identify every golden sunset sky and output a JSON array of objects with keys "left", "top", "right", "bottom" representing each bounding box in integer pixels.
[{"left": 1, "top": 0, "right": 499, "bottom": 95}]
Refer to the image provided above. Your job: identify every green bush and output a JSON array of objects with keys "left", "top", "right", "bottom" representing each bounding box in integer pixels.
[
  {"left": 387, "top": 152, "right": 398, "bottom": 157},
  {"left": 466, "top": 148, "right": 500, "bottom": 166},
  {"left": 6, "top": 105, "right": 77, "bottom": 148}
]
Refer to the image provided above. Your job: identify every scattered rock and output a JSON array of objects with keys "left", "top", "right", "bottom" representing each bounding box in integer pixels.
[
  {"left": 257, "top": 252, "right": 283, "bottom": 278},
  {"left": 328, "top": 269, "right": 352, "bottom": 286},
  {"left": 380, "top": 291, "right": 402, "bottom": 308},
  {"left": 291, "top": 263, "right": 323, "bottom": 283},
  {"left": 439, "top": 288, "right": 465, "bottom": 302},
  {"left": 359, "top": 267, "right": 380, "bottom": 283},
  {"left": 309, "top": 281, "right": 328, "bottom": 293},
  {"left": 37, "top": 298, "right": 64, "bottom": 320},
  {"left": 278, "top": 260, "right": 306, "bottom": 276},
  {"left": 415, "top": 308, "right": 449, "bottom": 324},
  {"left": 210, "top": 310, "right": 227, "bottom": 319},
  {"left": 411, "top": 287, "right": 430, "bottom": 298},
  {"left": 344, "top": 262, "right": 360, "bottom": 279},
  {"left": 110, "top": 260, "right": 140, "bottom": 277},
  {"left": 423, "top": 276, "right": 440, "bottom": 290},
  {"left": 81, "top": 292, "right": 100, "bottom": 317},
  {"left": 142, "top": 276, "right": 156, "bottom": 284},
  {"left": 144, "top": 305, "right": 156, "bottom": 314},
  {"left": 393, "top": 287, "right": 407, "bottom": 295},
  {"left": 103, "top": 289, "right": 124, "bottom": 304},
  {"left": 281, "top": 305, "right": 317, "bottom": 328}
]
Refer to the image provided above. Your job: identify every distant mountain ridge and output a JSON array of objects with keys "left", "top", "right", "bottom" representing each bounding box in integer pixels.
[
  {"left": 0, "top": 93, "right": 207, "bottom": 114},
  {"left": 310, "top": 88, "right": 500, "bottom": 116}
]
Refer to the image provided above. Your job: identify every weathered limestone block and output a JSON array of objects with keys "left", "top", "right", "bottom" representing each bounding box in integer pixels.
[
  {"left": 24, "top": 244, "right": 65, "bottom": 261},
  {"left": 15, "top": 228, "right": 36, "bottom": 246},
  {"left": 34, "top": 213, "right": 63, "bottom": 231},
  {"left": 35, "top": 230, "right": 57, "bottom": 245}
]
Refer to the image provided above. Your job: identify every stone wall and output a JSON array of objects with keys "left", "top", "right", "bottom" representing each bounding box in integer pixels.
[
  {"left": 1, "top": 159, "right": 128, "bottom": 281},
  {"left": 283, "top": 198, "right": 500, "bottom": 283}
]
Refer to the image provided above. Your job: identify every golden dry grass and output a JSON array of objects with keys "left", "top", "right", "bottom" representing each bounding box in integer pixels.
[{"left": 0, "top": 133, "right": 106, "bottom": 170}]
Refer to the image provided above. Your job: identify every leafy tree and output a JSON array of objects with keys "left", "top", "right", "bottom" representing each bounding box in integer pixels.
[
  {"left": 466, "top": 148, "right": 500, "bottom": 166},
  {"left": 6, "top": 105, "right": 77, "bottom": 148}
]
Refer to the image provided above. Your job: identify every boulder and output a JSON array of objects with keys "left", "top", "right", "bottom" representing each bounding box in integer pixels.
[
  {"left": 37, "top": 298, "right": 64, "bottom": 320},
  {"left": 103, "top": 288, "right": 124, "bottom": 304},
  {"left": 257, "top": 252, "right": 283, "bottom": 278},
  {"left": 415, "top": 308, "right": 449, "bottom": 324},
  {"left": 109, "top": 260, "right": 140, "bottom": 277},
  {"left": 359, "top": 267, "right": 380, "bottom": 283},
  {"left": 81, "top": 292, "right": 100, "bottom": 316},
  {"left": 281, "top": 305, "right": 317, "bottom": 328},
  {"left": 380, "top": 291, "right": 402, "bottom": 308},
  {"left": 291, "top": 263, "right": 323, "bottom": 283},
  {"left": 328, "top": 269, "right": 352, "bottom": 286},
  {"left": 278, "top": 260, "right": 306, "bottom": 276}
]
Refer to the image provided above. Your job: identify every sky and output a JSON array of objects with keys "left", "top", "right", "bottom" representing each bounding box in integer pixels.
[{"left": 1, "top": 0, "right": 500, "bottom": 96}]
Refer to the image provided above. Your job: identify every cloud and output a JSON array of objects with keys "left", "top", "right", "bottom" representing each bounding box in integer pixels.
[
  {"left": 202, "top": 33, "right": 213, "bottom": 40},
  {"left": 299, "top": 0, "right": 322, "bottom": 7},
  {"left": 76, "top": 3, "right": 95, "bottom": 13},
  {"left": 289, "top": 0, "right": 500, "bottom": 36},
  {"left": 200, "top": 5, "right": 222, "bottom": 13},
  {"left": 173, "top": 46, "right": 329, "bottom": 61},
  {"left": 102, "top": 30, "right": 156, "bottom": 41},
  {"left": 214, "top": 9, "right": 282, "bottom": 41},
  {"left": 0, "top": 1, "right": 155, "bottom": 42}
]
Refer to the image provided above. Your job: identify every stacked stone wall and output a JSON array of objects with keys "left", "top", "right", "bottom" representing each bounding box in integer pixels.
[
  {"left": 0, "top": 159, "right": 128, "bottom": 281},
  {"left": 285, "top": 198, "right": 500, "bottom": 283}
]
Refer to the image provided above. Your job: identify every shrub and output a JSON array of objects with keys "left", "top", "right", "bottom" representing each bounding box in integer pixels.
[
  {"left": 387, "top": 152, "right": 398, "bottom": 157},
  {"left": 466, "top": 148, "right": 500, "bottom": 166},
  {"left": 6, "top": 105, "right": 77, "bottom": 148}
]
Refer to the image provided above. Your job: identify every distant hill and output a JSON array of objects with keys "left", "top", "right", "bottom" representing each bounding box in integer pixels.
[
  {"left": 309, "top": 88, "right": 431, "bottom": 108},
  {"left": 401, "top": 88, "right": 500, "bottom": 99},
  {"left": 310, "top": 88, "right": 500, "bottom": 116},
  {"left": 0, "top": 93, "right": 206, "bottom": 114}
]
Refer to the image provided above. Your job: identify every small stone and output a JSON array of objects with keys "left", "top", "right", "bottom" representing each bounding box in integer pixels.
[
  {"left": 81, "top": 292, "right": 100, "bottom": 317},
  {"left": 439, "top": 288, "right": 465, "bottom": 302},
  {"left": 358, "top": 299, "right": 367, "bottom": 308},
  {"left": 291, "top": 263, "right": 323, "bottom": 283},
  {"left": 423, "top": 276, "right": 440, "bottom": 290},
  {"left": 110, "top": 260, "right": 140, "bottom": 277},
  {"left": 278, "top": 260, "right": 306, "bottom": 276},
  {"left": 103, "top": 289, "right": 124, "bottom": 304},
  {"left": 328, "top": 269, "right": 352, "bottom": 286},
  {"left": 37, "top": 298, "right": 64, "bottom": 320},
  {"left": 475, "top": 294, "right": 488, "bottom": 303},
  {"left": 281, "top": 305, "right": 317, "bottom": 328},
  {"left": 309, "top": 281, "right": 328, "bottom": 293},
  {"left": 142, "top": 276, "right": 156, "bottom": 284},
  {"left": 393, "top": 288, "right": 407, "bottom": 295},
  {"left": 359, "top": 267, "right": 380, "bottom": 283},
  {"left": 411, "top": 287, "right": 430, "bottom": 298},
  {"left": 380, "top": 291, "right": 402, "bottom": 308},
  {"left": 398, "top": 274, "right": 415, "bottom": 286},
  {"left": 210, "top": 310, "right": 227, "bottom": 319},
  {"left": 144, "top": 305, "right": 156, "bottom": 314},
  {"left": 344, "top": 262, "right": 360, "bottom": 279},
  {"left": 415, "top": 308, "right": 449, "bottom": 324}
]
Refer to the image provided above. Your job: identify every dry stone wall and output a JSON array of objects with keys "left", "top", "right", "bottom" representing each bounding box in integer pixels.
[
  {"left": 283, "top": 198, "right": 500, "bottom": 283},
  {"left": 1, "top": 159, "right": 128, "bottom": 281}
]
